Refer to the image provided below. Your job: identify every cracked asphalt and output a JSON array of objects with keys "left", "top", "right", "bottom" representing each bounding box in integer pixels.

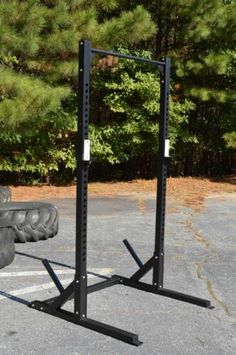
[{"left": 0, "top": 191, "right": 235, "bottom": 354}]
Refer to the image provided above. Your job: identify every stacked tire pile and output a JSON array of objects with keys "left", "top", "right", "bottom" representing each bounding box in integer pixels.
[{"left": 0, "top": 186, "right": 59, "bottom": 269}]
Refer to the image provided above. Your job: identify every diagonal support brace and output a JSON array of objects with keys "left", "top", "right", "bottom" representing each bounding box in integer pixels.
[
  {"left": 123, "top": 239, "right": 143, "bottom": 268},
  {"left": 42, "top": 259, "right": 64, "bottom": 293}
]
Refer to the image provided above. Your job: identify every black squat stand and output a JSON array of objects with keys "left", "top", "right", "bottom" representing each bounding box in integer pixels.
[{"left": 29, "top": 40, "right": 213, "bottom": 346}]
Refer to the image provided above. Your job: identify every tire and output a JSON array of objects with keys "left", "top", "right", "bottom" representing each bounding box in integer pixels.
[
  {"left": 0, "top": 202, "right": 59, "bottom": 243},
  {"left": 0, "top": 186, "right": 11, "bottom": 203},
  {"left": 0, "top": 227, "right": 15, "bottom": 269}
]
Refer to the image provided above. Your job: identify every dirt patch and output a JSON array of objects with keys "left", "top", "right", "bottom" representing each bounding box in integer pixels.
[{"left": 10, "top": 176, "right": 236, "bottom": 210}]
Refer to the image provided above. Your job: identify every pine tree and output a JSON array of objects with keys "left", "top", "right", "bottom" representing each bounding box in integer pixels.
[
  {"left": 0, "top": 0, "right": 156, "bottom": 182},
  {"left": 120, "top": 0, "right": 236, "bottom": 174},
  {"left": 0, "top": 0, "right": 156, "bottom": 130}
]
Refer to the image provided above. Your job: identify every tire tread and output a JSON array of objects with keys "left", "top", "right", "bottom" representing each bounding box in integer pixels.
[{"left": 0, "top": 227, "right": 15, "bottom": 269}]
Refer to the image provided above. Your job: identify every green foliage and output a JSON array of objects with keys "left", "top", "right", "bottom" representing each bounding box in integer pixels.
[
  {"left": 124, "top": 0, "right": 236, "bottom": 175},
  {"left": 223, "top": 132, "right": 236, "bottom": 149},
  {"left": 0, "top": 100, "right": 77, "bottom": 182},
  {"left": 0, "top": 0, "right": 156, "bottom": 182},
  {"left": 0, "top": 0, "right": 235, "bottom": 182},
  {"left": 0, "top": 67, "right": 70, "bottom": 129},
  {"left": 90, "top": 49, "right": 195, "bottom": 165}
]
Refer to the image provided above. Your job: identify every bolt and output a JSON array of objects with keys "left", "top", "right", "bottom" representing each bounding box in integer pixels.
[
  {"left": 76, "top": 280, "right": 79, "bottom": 284},
  {"left": 161, "top": 80, "right": 164, "bottom": 83},
  {"left": 155, "top": 256, "right": 158, "bottom": 259},
  {"left": 82, "top": 276, "right": 86, "bottom": 279},
  {"left": 32, "top": 304, "right": 34, "bottom": 308},
  {"left": 154, "top": 283, "right": 157, "bottom": 286},
  {"left": 80, "top": 42, "right": 83, "bottom": 45},
  {"left": 80, "top": 69, "right": 83, "bottom": 72},
  {"left": 76, "top": 311, "right": 79, "bottom": 315},
  {"left": 159, "top": 285, "right": 162, "bottom": 288},
  {"left": 82, "top": 314, "right": 85, "bottom": 318},
  {"left": 40, "top": 307, "right": 44, "bottom": 311}
]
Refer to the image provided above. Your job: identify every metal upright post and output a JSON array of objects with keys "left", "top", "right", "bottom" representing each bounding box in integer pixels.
[
  {"left": 153, "top": 57, "right": 171, "bottom": 289},
  {"left": 74, "top": 40, "right": 91, "bottom": 319},
  {"left": 28, "top": 44, "right": 212, "bottom": 347}
]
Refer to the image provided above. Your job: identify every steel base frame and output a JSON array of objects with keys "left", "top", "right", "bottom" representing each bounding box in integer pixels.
[{"left": 29, "top": 40, "right": 213, "bottom": 346}]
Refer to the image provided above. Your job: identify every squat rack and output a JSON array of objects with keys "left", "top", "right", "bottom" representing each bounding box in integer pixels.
[{"left": 29, "top": 40, "right": 213, "bottom": 346}]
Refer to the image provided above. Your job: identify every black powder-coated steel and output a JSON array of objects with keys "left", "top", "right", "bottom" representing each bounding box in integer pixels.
[
  {"left": 29, "top": 40, "right": 212, "bottom": 347},
  {"left": 153, "top": 57, "right": 171, "bottom": 289},
  {"left": 130, "top": 257, "right": 154, "bottom": 282},
  {"left": 29, "top": 301, "right": 142, "bottom": 346},
  {"left": 91, "top": 47, "right": 164, "bottom": 68},
  {"left": 74, "top": 40, "right": 91, "bottom": 319},
  {"left": 87, "top": 275, "right": 121, "bottom": 294},
  {"left": 116, "top": 276, "right": 212, "bottom": 308},
  {"left": 42, "top": 259, "right": 64, "bottom": 294},
  {"left": 123, "top": 239, "right": 143, "bottom": 268}
]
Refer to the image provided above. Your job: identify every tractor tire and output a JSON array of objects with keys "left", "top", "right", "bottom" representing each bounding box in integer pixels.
[
  {"left": 0, "top": 202, "right": 59, "bottom": 243},
  {"left": 0, "top": 227, "right": 15, "bottom": 269},
  {"left": 0, "top": 186, "right": 11, "bottom": 203}
]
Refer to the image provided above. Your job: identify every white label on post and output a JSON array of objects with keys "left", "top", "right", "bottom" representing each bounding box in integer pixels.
[
  {"left": 164, "top": 139, "right": 170, "bottom": 157},
  {"left": 83, "top": 140, "right": 90, "bottom": 161}
]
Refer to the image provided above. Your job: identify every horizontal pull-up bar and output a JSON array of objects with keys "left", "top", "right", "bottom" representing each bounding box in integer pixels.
[
  {"left": 29, "top": 40, "right": 212, "bottom": 347},
  {"left": 91, "top": 47, "right": 165, "bottom": 68}
]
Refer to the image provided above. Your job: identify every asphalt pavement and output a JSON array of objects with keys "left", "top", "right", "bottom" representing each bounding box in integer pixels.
[{"left": 0, "top": 191, "right": 235, "bottom": 354}]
